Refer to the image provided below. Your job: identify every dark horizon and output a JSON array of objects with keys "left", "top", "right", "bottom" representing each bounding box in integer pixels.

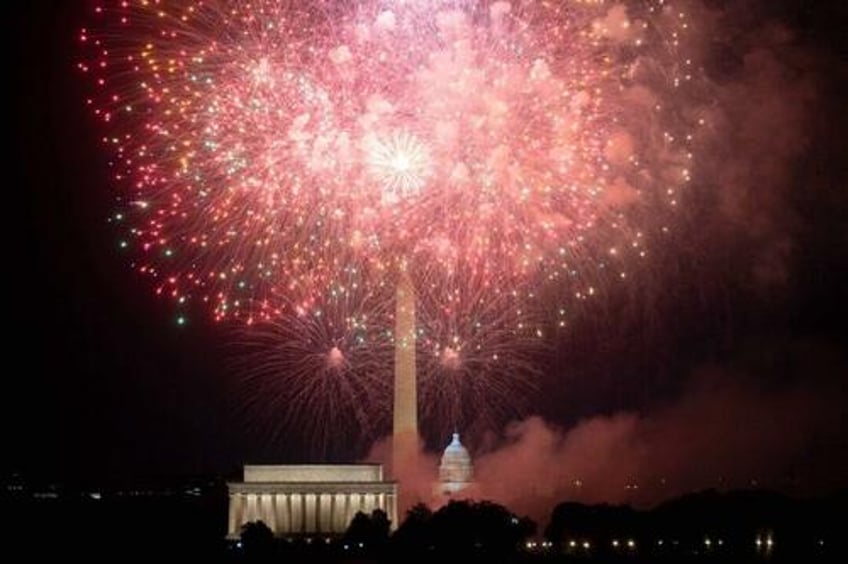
[{"left": 5, "top": 0, "right": 847, "bottom": 510}]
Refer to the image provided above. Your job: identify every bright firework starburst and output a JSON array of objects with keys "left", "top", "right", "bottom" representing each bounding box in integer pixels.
[
  {"left": 80, "top": 0, "right": 700, "bottom": 442},
  {"left": 366, "top": 130, "right": 431, "bottom": 205}
]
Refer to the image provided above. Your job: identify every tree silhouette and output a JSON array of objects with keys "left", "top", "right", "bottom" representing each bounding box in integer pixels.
[
  {"left": 239, "top": 520, "right": 274, "bottom": 562},
  {"left": 392, "top": 503, "right": 434, "bottom": 555},
  {"left": 391, "top": 500, "right": 535, "bottom": 560},
  {"left": 370, "top": 508, "right": 391, "bottom": 541},
  {"left": 343, "top": 508, "right": 391, "bottom": 554}
]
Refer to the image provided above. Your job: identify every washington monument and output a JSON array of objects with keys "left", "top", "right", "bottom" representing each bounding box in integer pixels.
[{"left": 393, "top": 269, "right": 418, "bottom": 476}]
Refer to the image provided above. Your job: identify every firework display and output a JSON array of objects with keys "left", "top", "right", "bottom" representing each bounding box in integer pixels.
[
  {"left": 233, "top": 267, "right": 395, "bottom": 451},
  {"left": 80, "top": 0, "right": 697, "bottom": 439}
]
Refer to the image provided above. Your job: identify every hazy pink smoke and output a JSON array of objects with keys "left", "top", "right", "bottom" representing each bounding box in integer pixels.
[
  {"left": 471, "top": 342, "right": 846, "bottom": 525},
  {"left": 364, "top": 435, "right": 440, "bottom": 517}
]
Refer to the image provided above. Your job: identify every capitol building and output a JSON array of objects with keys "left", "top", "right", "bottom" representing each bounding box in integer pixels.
[{"left": 437, "top": 432, "right": 474, "bottom": 495}]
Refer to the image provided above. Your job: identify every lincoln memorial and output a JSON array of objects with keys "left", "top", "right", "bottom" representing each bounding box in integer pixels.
[{"left": 227, "top": 464, "right": 397, "bottom": 537}]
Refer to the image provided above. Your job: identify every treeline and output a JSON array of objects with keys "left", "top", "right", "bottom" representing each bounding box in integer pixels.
[
  {"left": 235, "top": 489, "right": 843, "bottom": 562},
  {"left": 237, "top": 500, "right": 535, "bottom": 563},
  {"left": 4, "top": 484, "right": 843, "bottom": 562},
  {"left": 543, "top": 489, "right": 841, "bottom": 562}
]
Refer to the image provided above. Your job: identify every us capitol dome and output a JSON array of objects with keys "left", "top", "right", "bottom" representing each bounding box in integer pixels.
[{"left": 438, "top": 432, "right": 474, "bottom": 495}]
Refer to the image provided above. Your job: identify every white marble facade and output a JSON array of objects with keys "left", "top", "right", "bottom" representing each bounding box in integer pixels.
[{"left": 227, "top": 465, "right": 397, "bottom": 537}]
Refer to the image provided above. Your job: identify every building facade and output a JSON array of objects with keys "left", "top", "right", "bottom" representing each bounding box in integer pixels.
[
  {"left": 438, "top": 432, "right": 474, "bottom": 495},
  {"left": 227, "top": 464, "right": 397, "bottom": 538}
]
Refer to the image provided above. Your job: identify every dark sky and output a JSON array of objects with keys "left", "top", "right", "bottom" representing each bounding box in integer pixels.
[
  {"left": 5, "top": 0, "right": 847, "bottom": 494},
  {"left": 7, "top": 1, "right": 246, "bottom": 484}
]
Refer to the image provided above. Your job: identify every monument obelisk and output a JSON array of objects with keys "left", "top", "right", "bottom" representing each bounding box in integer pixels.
[{"left": 392, "top": 268, "right": 418, "bottom": 477}]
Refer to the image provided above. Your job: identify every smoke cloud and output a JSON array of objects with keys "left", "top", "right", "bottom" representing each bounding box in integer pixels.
[
  {"left": 364, "top": 435, "right": 441, "bottom": 516},
  {"left": 472, "top": 340, "right": 847, "bottom": 525},
  {"left": 684, "top": 0, "right": 842, "bottom": 299}
]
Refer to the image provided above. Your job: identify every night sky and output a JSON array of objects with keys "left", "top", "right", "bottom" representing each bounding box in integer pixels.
[{"left": 5, "top": 0, "right": 847, "bottom": 503}]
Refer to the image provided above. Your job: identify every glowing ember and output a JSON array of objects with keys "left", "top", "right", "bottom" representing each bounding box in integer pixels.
[{"left": 327, "top": 346, "right": 346, "bottom": 370}]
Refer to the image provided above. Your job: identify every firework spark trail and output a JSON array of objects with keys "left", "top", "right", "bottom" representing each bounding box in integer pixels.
[
  {"left": 415, "top": 267, "right": 544, "bottom": 439},
  {"left": 81, "top": 1, "right": 700, "bottom": 442},
  {"left": 233, "top": 268, "right": 395, "bottom": 452}
]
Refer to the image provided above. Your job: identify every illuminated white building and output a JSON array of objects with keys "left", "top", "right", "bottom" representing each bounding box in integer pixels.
[
  {"left": 438, "top": 432, "right": 474, "bottom": 495},
  {"left": 227, "top": 464, "right": 397, "bottom": 537}
]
